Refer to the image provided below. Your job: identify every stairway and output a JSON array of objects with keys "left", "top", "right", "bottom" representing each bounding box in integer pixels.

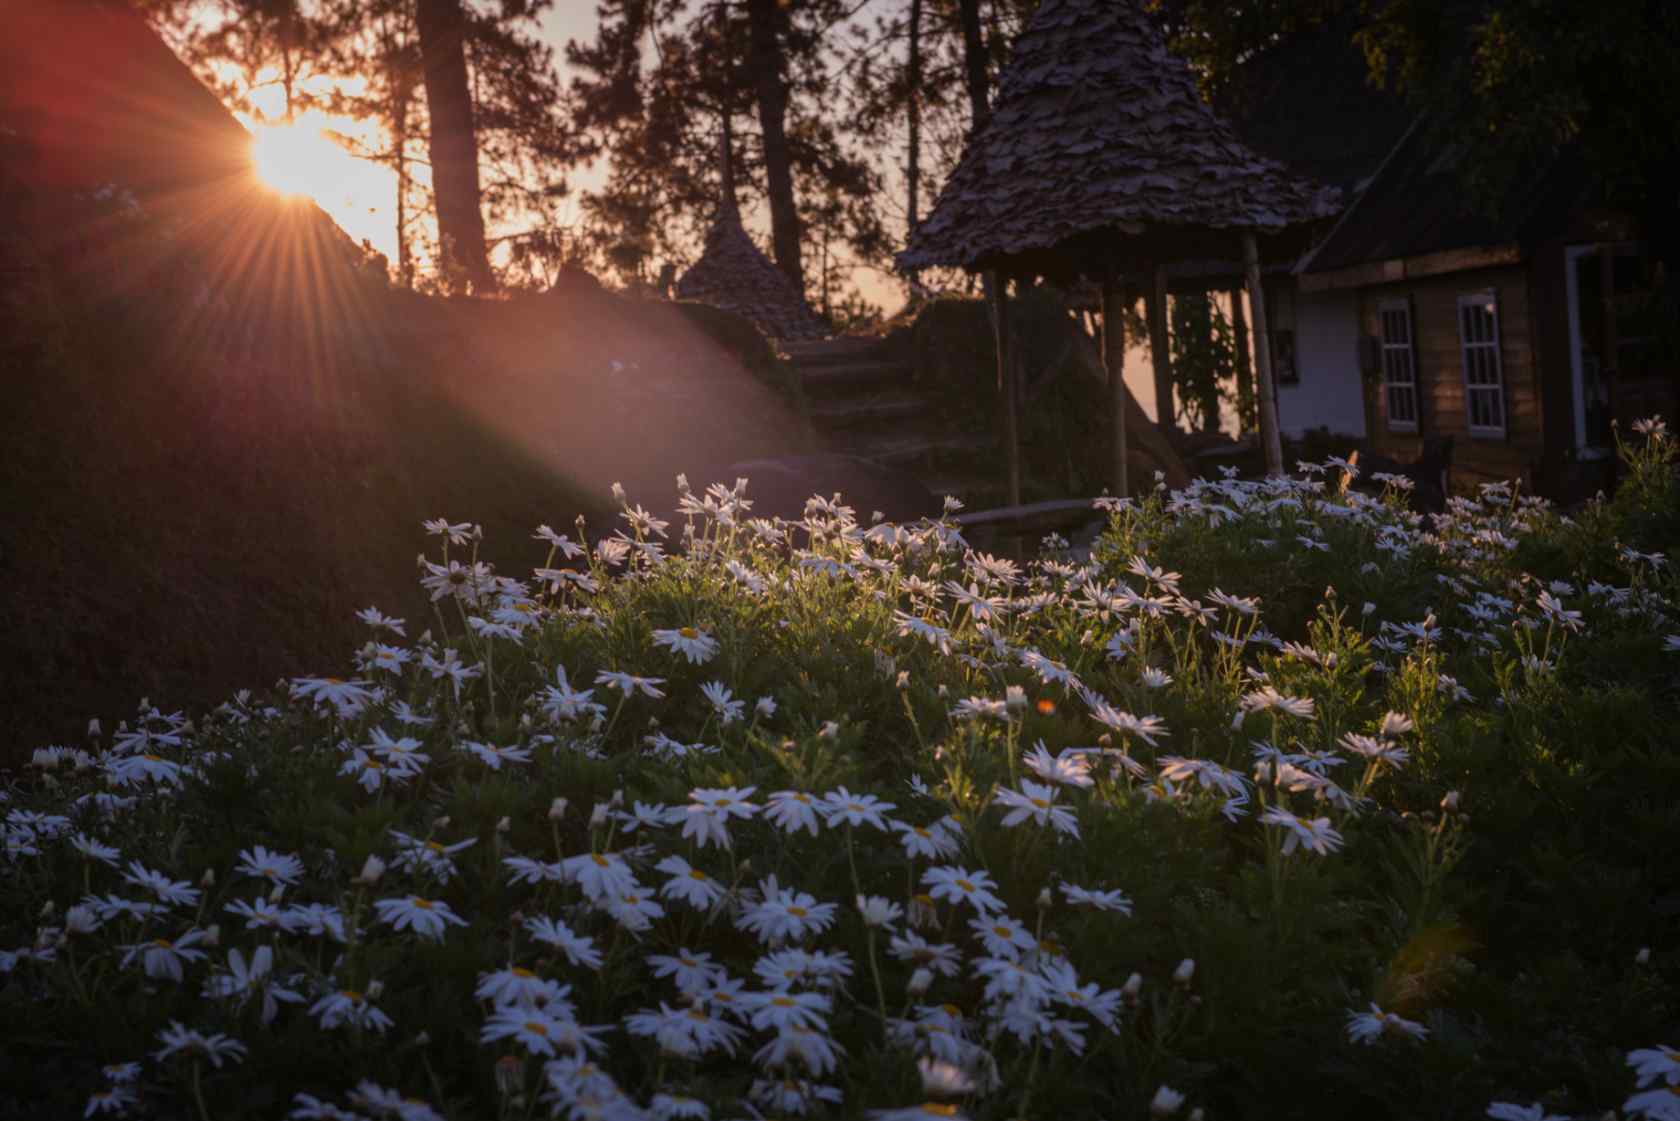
[{"left": 781, "top": 336, "right": 1005, "bottom": 509}]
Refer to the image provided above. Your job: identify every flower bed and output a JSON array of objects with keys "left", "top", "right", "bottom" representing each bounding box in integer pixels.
[{"left": 4, "top": 424, "right": 1677, "bottom": 1121}]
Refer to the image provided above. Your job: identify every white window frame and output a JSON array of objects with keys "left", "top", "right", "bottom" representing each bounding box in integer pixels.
[
  {"left": 1457, "top": 290, "right": 1506, "bottom": 438},
  {"left": 1378, "top": 298, "right": 1418, "bottom": 433}
]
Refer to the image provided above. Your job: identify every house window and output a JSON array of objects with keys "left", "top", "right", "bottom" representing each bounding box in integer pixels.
[
  {"left": 1378, "top": 299, "right": 1418, "bottom": 432},
  {"left": 1458, "top": 292, "right": 1506, "bottom": 436}
]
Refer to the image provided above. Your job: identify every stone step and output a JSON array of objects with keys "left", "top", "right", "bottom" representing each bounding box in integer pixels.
[
  {"left": 920, "top": 473, "right": 1008, "bottom": 506},
  {"left": 806, "top": 389, "right": 932, "bottom": 430},
  {"left": 851, "top": 428, "right": 997, "bottom": 468},
  {"left": 780, "top": 336, "right": 884, "bottom": 366},
  {"left": 799, "top": 360, "right": 913, "bottom": 395}
]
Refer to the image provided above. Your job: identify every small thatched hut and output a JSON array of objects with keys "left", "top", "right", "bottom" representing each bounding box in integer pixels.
[{"left": 676, "top": 197, "right": 827, "bottom": 343}]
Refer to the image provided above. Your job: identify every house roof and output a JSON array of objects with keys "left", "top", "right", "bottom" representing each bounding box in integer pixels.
[
  {"left": 0, "top": 0, "right": 251, "bottom": 196},
  {"left": 897, "top": 0, "right": 1341, "bottom": 278},
  {"left": 1215, "top": 16, "right": 1414, "bottom": 197},
  {"left": 1302, "top": 114, "right": 1595, "bottom": 275},
  {"left": 675, "top": 200, "right": 828, "bottom": 342}
]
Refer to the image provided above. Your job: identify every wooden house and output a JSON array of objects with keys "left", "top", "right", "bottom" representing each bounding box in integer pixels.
[{"left": 1292, "top": 123, "right": 1669, "bottom": 497}]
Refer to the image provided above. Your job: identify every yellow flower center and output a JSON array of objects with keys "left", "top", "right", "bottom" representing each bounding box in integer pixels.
[
  {"left": 591, "top": 854, "right": 609, "bottom": 867},
  {"left": 992, "top": 926, "right": 1011, "bottom": 938},
  {"left": 787, "top": 905, "right": 808, "bottom": 918},
  {"left": 679, "top": 627, "right": 698, "bottom": 639},
  {"left": 956, "top": 879, "right": 975, "bottom": 892},
  {"left": 144, "top": 753, "right": 163, "bottom": 762},
  {"left": 525, "top": 1021, "right": 548, "bottom": 1036},
  {"left": 689, "top": 869, "right": 708, "bottom": 881},
  {"left": 1030, "top": 797, "right": 1050, "bottom": 809},
  {"left": 512, "top": 967, "right": 535, "bottom": 978},
  {"left": 341, "top": 990, "right": 362, "bottom": 1002},
  {"left": 922, "top": 1106, "right": 960, "bottom": 1118},
  {"left": 1036, "top": 699, "right": 1056, "bottom": 715},
  {"left": 771, "top": 996, "right": 796, "bottom": 1007},
  {"left": 426, "top": 841, "right": 445, "bottom": 853},
  {"left": 412, "top": 897, "right": 434, "bottom": 910},
  {"left": 153, "top": 939, "right": 172, "bottom": 949}
]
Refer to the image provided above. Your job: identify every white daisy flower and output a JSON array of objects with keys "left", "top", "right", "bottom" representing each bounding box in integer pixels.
[
  {"left": 1345, "top": 1002, "right": 1428, "bottom": 1044},
  {"left": 922, "top": 866, "right": 1003, "bottom": 914},
  {"left": 817, "top": 787, "right": 896, "bottom": 831},
  {"left": 655, "top": 855, "right": 726, "bottom": 910},
  {"left": 372, "top": 895, "right": 468, "bottom": 941},
  {"left": 233, "top": 846, "right": 305, "bottom": 886},
  {"left": 765, "top": 791, "right": 823, "bottom": 837},
  {"left": 651, "top": 626, "right": 719, "bottom": 664}
]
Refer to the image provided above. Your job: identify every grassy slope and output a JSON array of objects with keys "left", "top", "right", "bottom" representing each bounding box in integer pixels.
[{"left": 0, "top": 261, "right": 803, "bottom": 759}]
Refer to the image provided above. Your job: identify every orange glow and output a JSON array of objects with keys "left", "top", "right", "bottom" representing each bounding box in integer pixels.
[{"left": 249, "top": 115, "right": 360, "bottom": 200}]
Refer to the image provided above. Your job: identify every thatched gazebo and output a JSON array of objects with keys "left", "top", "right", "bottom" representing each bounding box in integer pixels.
[{"left": 898, "top": 0, "right": 1341, "bottom": 501}]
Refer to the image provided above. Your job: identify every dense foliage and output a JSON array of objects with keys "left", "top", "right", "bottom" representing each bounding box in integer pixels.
[{"left": 3, "top": 423, "right": 1677, "bottom": 1121}]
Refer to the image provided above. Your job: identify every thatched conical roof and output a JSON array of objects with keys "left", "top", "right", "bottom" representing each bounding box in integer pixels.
[
  {"left": 898, "top": 0, "right": 1342, "bottom": 276},
  {"left": 676, "top": 200, "right": 827, "bottom": 342}
]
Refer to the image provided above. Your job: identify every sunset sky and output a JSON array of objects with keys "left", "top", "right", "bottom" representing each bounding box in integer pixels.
[{"left": 240, "top": 6, "right": 598, "bottom": 267}]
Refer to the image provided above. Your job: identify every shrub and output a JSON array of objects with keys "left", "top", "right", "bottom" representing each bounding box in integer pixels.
[{"left": 2, "top": 431, "right": 1676, "bottom": 1121}]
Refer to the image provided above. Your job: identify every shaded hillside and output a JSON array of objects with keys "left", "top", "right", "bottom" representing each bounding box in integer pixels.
[{"left": 0, "top": 0, "right": 806, "bottom": 756}]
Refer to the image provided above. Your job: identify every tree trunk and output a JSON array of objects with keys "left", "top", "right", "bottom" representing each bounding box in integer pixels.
[
  {"left": 1147, "top": 264, "right": 1174, "bottom": 434},
  {"left": 1102, "top": 266, "right": 1128, "bottom": 497},
  {"left": 415, "top": 0, "right": 494, "bottom": 294},
  {"left": 1229, "top": 285, "right": 1252, "bottom": 430},
  {"left": 957, "top": 0, "right": 989, "bottom": 132},
  {"left": 746, "top": 0, "right": 803, "bottom": 295},
  {"left": 991, "top": 271, "right": 1020, "bottom": 507},
  {"left": 1243, "top": 233, "right": 1284, "bottom": 475},
  {"left": 905, "top": 0, "right": 923, "bottom": 251}
]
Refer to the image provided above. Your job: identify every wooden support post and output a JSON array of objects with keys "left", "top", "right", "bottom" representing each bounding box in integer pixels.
[
  {"left": 1229, "top": 285, "right": 1253, "bottom": 432},
  {"left": 990, "top": 270, "right": 1021, "bottom": 506},
  {"left": 1102, "top": 266, "right": 1128, "bottom": 497},
  {"left": 1147, "top": 263, "right": 1174, "bottom": 434},
  {"left": 1243, "top": 232, "right": 1284, "bottom": 476}
]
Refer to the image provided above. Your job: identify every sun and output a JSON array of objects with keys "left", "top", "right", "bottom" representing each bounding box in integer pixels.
[{"left": 249, "top": 116, "right": 357, "bottom": 201}]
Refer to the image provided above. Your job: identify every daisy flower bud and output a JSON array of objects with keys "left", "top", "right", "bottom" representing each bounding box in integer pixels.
[
  {"left": 1036, "top": 886, "right": 1053, "bottom": 909},
  {"left": 1122, "top": 972, "right": 1143, "bottom": 1001},
  {"left": 203, "top": 924, "right": 220, "bottom": 947},
  {"left": 87, "top": 717, "right": 102, "bottom": 738},
  {"left": 39, "top": 901, "right": 55, "bottom": 920},
  {"left": 268, "top": 884, "right": 286, "bottom": 904},
  {"left": 366, "top": 980, "right": 384, "bottom": 1000},
  {"left": 433, "top": 816, "right": 451, "bottom": 831},
  {"left": 494, "top": 1055, "right": 523, "bottom": 1097},
  {"left": 1173, "top": 958, "right": 1196, "bottom": 986},
  {"left": 1151, "top": 1085, "right": 1186, "bottom": 1117},
  {"left": 356, "top": 854, "right": 386, "bottom": 886},
  {"left": 414, "top": 1031, "right": 430, "bottom": 1046},
  {"left": 1190, "top": 1110, "right": 1206, "bottom": 1121},
  {"left": 611, "top": 482, "right": 627, "bottom": 504},
  {"left": 1005, "top": 685, "right": 1027, "bottom": 709},
  {"left": 897, "top": 671, "right": 910, "bottom": 689},
  {"left": 548, "top": 798, "right": 568, "bottom": 821},
  {"left": 588, "top": 803, "right": 610, "bottom": 829},
  {"left": 496, "top": 816, "right": 511, "bottom": 834},
  {"left": 1440, "top": 790, "right": 1461, "bottom": 814},
  {"left": 200, "top": 868, "right": 215, "bottom": 888},
  {"left": 908, "top": 967, "right": 934, "bottom": 997},
  {"left": 1635, "top": 947, "right": 1651, "bottom": 965}
]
